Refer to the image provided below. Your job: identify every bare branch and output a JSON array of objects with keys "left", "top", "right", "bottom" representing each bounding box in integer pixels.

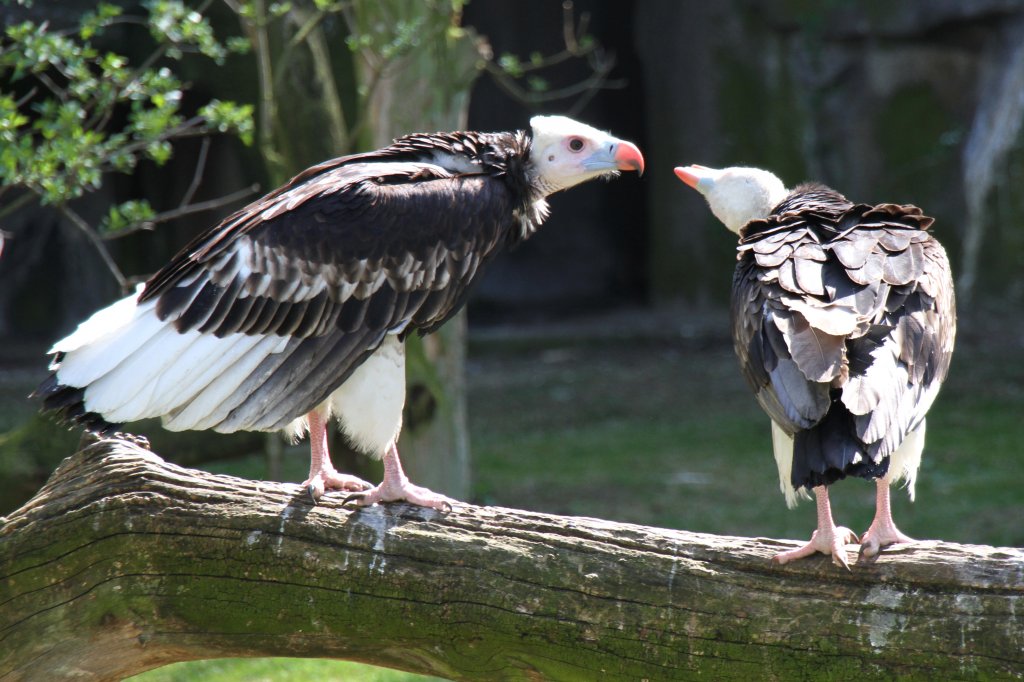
[
  {"left": 55, "top": 203, "right": 128, "bottom": 291},
  {"left": 482, "top": 0, "right": 622, "bottom": 112},
  {"left": 95, "top": 115, "right": 209, "bottom": 166},
  {"left": 14, "top": 86, "right": 38, "bottom": 109},
  {"left": 180, "top": 136, "right": 211, "bottom": 208},
  {"left": 0, "top": 191, "right": 36, "bottom": 223},
  {"left": 562, "top": 0, "right": 585, "bottom": 54},
  {"left": 276, "top": 5, "right": 328, "bottom": 69},
  {"left": 102, "top": 183, "right": 260, "bottom": 240},
  {"left": 292, "top": 9, "right": 349, "bottom": 153},
  {"left": 484, "top": 59, "right": 625, "bottom": 107},
  {"left": 34, "top": 71, "right": 66, "bottom": 100},
  {"left": 339, "top": 3, "right": 383, "bottom": 73},
  {"left": 235, "top": 0, "right": 288, "bottom": 183}
]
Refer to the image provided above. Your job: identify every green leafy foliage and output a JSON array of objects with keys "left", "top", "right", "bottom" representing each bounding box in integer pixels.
[
  {"left": 200, "top": 99, "right": 255, "bottom": 146},
  {"left": 0, "top": 2, "right": 253, "bottom": 237},
  {"left": 101, "top": 199, "right": 157, "bottom": 235},
  {"left": 146, "top": 0, "right": 231, "bottom": 63},
  {"left": 497, "top": 53, "right": 523, "bottom": 78}
]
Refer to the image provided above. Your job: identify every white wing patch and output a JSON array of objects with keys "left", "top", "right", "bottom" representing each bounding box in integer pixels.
[
  {"left": 429, "top": 151, "right": 479, "bottom": 174},
  {"left": 52, "top": 291, "right": 294, "bottom": 430}
]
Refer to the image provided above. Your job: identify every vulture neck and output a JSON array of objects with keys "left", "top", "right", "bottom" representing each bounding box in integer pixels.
[{"left": 494, "top": 133, "right": 549, "bottom": 242}]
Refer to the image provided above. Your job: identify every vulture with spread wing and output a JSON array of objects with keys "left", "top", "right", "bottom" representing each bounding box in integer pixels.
[
  {"left": 35, "top": 116, "right": 644, "bottom": 510},
  {"left": 675, "top": 165, "right": 955, "bottom": 568}
]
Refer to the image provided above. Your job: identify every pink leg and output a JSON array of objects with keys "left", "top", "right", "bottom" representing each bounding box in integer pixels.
[
  {"left": 344, "top": 442, "right": 456, "bottom": 511},
  {"left": 860, "top": 479, "right": 914, "bottom": 558},
  {"left": 301, "top": 410, "right": 371, "bottom": 503},
  {"left": 773, "top": 485, "right": 859, "bottom": 570}
]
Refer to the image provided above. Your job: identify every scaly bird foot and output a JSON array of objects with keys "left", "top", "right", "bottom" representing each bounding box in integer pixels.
[
  {"left": 859, "top": 521, "right": 914, "bottom": 559},
  {"left": 773, "top": 526, "right": 860, "bottom": 570},
  {"left": 303, "top": 470, "right": 373, "bottom": 505},
  {"left": 343, "top": 478, "right": 455, "bottom": 512}
]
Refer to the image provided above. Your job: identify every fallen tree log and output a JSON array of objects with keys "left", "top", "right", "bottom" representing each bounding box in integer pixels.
[{"left": 1, "top": 438, "right": 1021, "bottom": 681}]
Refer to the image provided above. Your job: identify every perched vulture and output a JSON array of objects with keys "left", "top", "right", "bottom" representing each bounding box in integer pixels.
[
  {"left": 35, "top": 116, "right": 644, "bottom": 510},
  {"left": 675, "top": 165, "right": 955, "bottom": 568}
]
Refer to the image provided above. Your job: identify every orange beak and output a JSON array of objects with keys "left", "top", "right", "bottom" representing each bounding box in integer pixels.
[{"left": 613, "top": 141, "right": 645, "bottom": 176}]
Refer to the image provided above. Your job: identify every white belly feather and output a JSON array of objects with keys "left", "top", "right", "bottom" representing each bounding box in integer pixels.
[{"left": 285, "top": 334, "right": 406, "bottom": 457}]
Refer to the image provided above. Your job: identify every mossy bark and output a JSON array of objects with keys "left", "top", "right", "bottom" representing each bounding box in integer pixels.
[{"left": 2, "top": 439, "right": 1022, "bottom": 681}]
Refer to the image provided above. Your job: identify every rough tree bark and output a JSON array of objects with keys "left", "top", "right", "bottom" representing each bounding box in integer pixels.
[{"left": 2, "top": 439, "right": 1022, "bottom": 681}]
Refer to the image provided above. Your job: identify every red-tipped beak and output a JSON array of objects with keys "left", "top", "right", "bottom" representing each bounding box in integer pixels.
[
  {"left": 674, "top": 165, "right": 718, "bottom": 191},
  {"left": 614, "top": 141, "right": 645, "bottom": 176}
]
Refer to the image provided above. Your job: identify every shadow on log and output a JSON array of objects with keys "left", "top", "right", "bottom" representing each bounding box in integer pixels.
[{"left": 1, "top": 438, "right": 1022, "bottom": 681}]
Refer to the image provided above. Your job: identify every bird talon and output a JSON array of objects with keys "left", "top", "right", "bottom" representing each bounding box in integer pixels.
[
  {"left": 306, "top": 484, "right": 321, "bottom": 505},
  {"left": 833, "top": 549, "right": 852, "bottom": 571},
  {"left": 341, "top": 491, "right": 368, "bottom": 507}
]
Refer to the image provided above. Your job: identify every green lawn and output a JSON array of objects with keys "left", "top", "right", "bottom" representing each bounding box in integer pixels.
[
  {"left": 466, "top": 328, "right": 1024, "bottom": 547},
  {"left": 6, "top": 310, "right": 1022, "bottom": 680}
]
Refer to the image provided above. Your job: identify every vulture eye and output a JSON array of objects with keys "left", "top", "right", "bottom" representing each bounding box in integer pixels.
[{"left": 568, "top": 137, "right": 585, "bottom": 152}]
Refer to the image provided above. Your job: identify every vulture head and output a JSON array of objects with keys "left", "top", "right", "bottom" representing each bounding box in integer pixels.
[
  {"left": 529, "top": 115, "right": 645, "bottom": 196},
  {"left": 674, "top": 165, "right": 789, "bottom": 234}
]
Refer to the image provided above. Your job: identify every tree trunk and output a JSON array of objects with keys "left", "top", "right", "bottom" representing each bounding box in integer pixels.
[
  {"left": 2, "top": 439, "right": 1022, "bottom": 681},
  {"left": 348, "top": 1, "right": 484, "bottom": 500}
]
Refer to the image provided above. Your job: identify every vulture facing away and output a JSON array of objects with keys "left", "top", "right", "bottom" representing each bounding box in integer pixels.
[
  {"left": 36, "top": 116, "right": 644, "bottom": 510},
  {"left": 675, "top": 165, "right": 955, "bottom": 568}
]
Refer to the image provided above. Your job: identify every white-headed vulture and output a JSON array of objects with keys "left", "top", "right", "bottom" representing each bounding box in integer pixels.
[
  {"left": 36, "top": 116, "right": 645, "bottom": 510},
  {"left": 676, "top": 165, "right": 955, "bottom": 568}
]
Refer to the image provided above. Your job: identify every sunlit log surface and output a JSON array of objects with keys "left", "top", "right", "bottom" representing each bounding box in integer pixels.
[{"left": 2, "top": 438, "right": 1022, "bottom": 681}]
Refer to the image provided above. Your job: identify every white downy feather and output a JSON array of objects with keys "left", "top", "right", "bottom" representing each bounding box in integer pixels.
[
  {"left": 327, "top": 334, "right": 406, "bottom": 456},
  {"left": 884, "top": 420, "right": 925, "bottom": 501}
]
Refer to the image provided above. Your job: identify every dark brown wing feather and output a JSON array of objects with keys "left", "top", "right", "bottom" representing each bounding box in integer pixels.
[
  {"left": 732, "top": 189, "right": 955, "bottom": 490},
  {"left": 135, "top": 150, "right": 531, "bottom": 432}
]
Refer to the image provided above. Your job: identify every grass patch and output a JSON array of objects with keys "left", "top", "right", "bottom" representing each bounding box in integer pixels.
[{"left": 467, "top": 332, "right": 1024, "bottom": 548}]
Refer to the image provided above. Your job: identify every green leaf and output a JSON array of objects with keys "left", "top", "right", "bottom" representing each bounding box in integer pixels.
[
  {"left": 268, "top": 1, "right": 292, "bottom": 18},
  {"left": 498, "top": 53, "right": 523, "bottom": 78},
  {"left": 199, "top": 100, "right": 255, "bottom": 146},
  {"left": 225, "top": 36, "right": 252, "bottom": 54},
  {"left": 100, "top": 199, "right": 156, "bottom": 235},
  {"left": 146, "top": 139, "right": 172, "bottom": 165},
  {"left": 80, "top": 3, "right": 123, "bottom": 40},
  {"left": 145, "top": 0, "right": 228, "bottom": 63}
]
